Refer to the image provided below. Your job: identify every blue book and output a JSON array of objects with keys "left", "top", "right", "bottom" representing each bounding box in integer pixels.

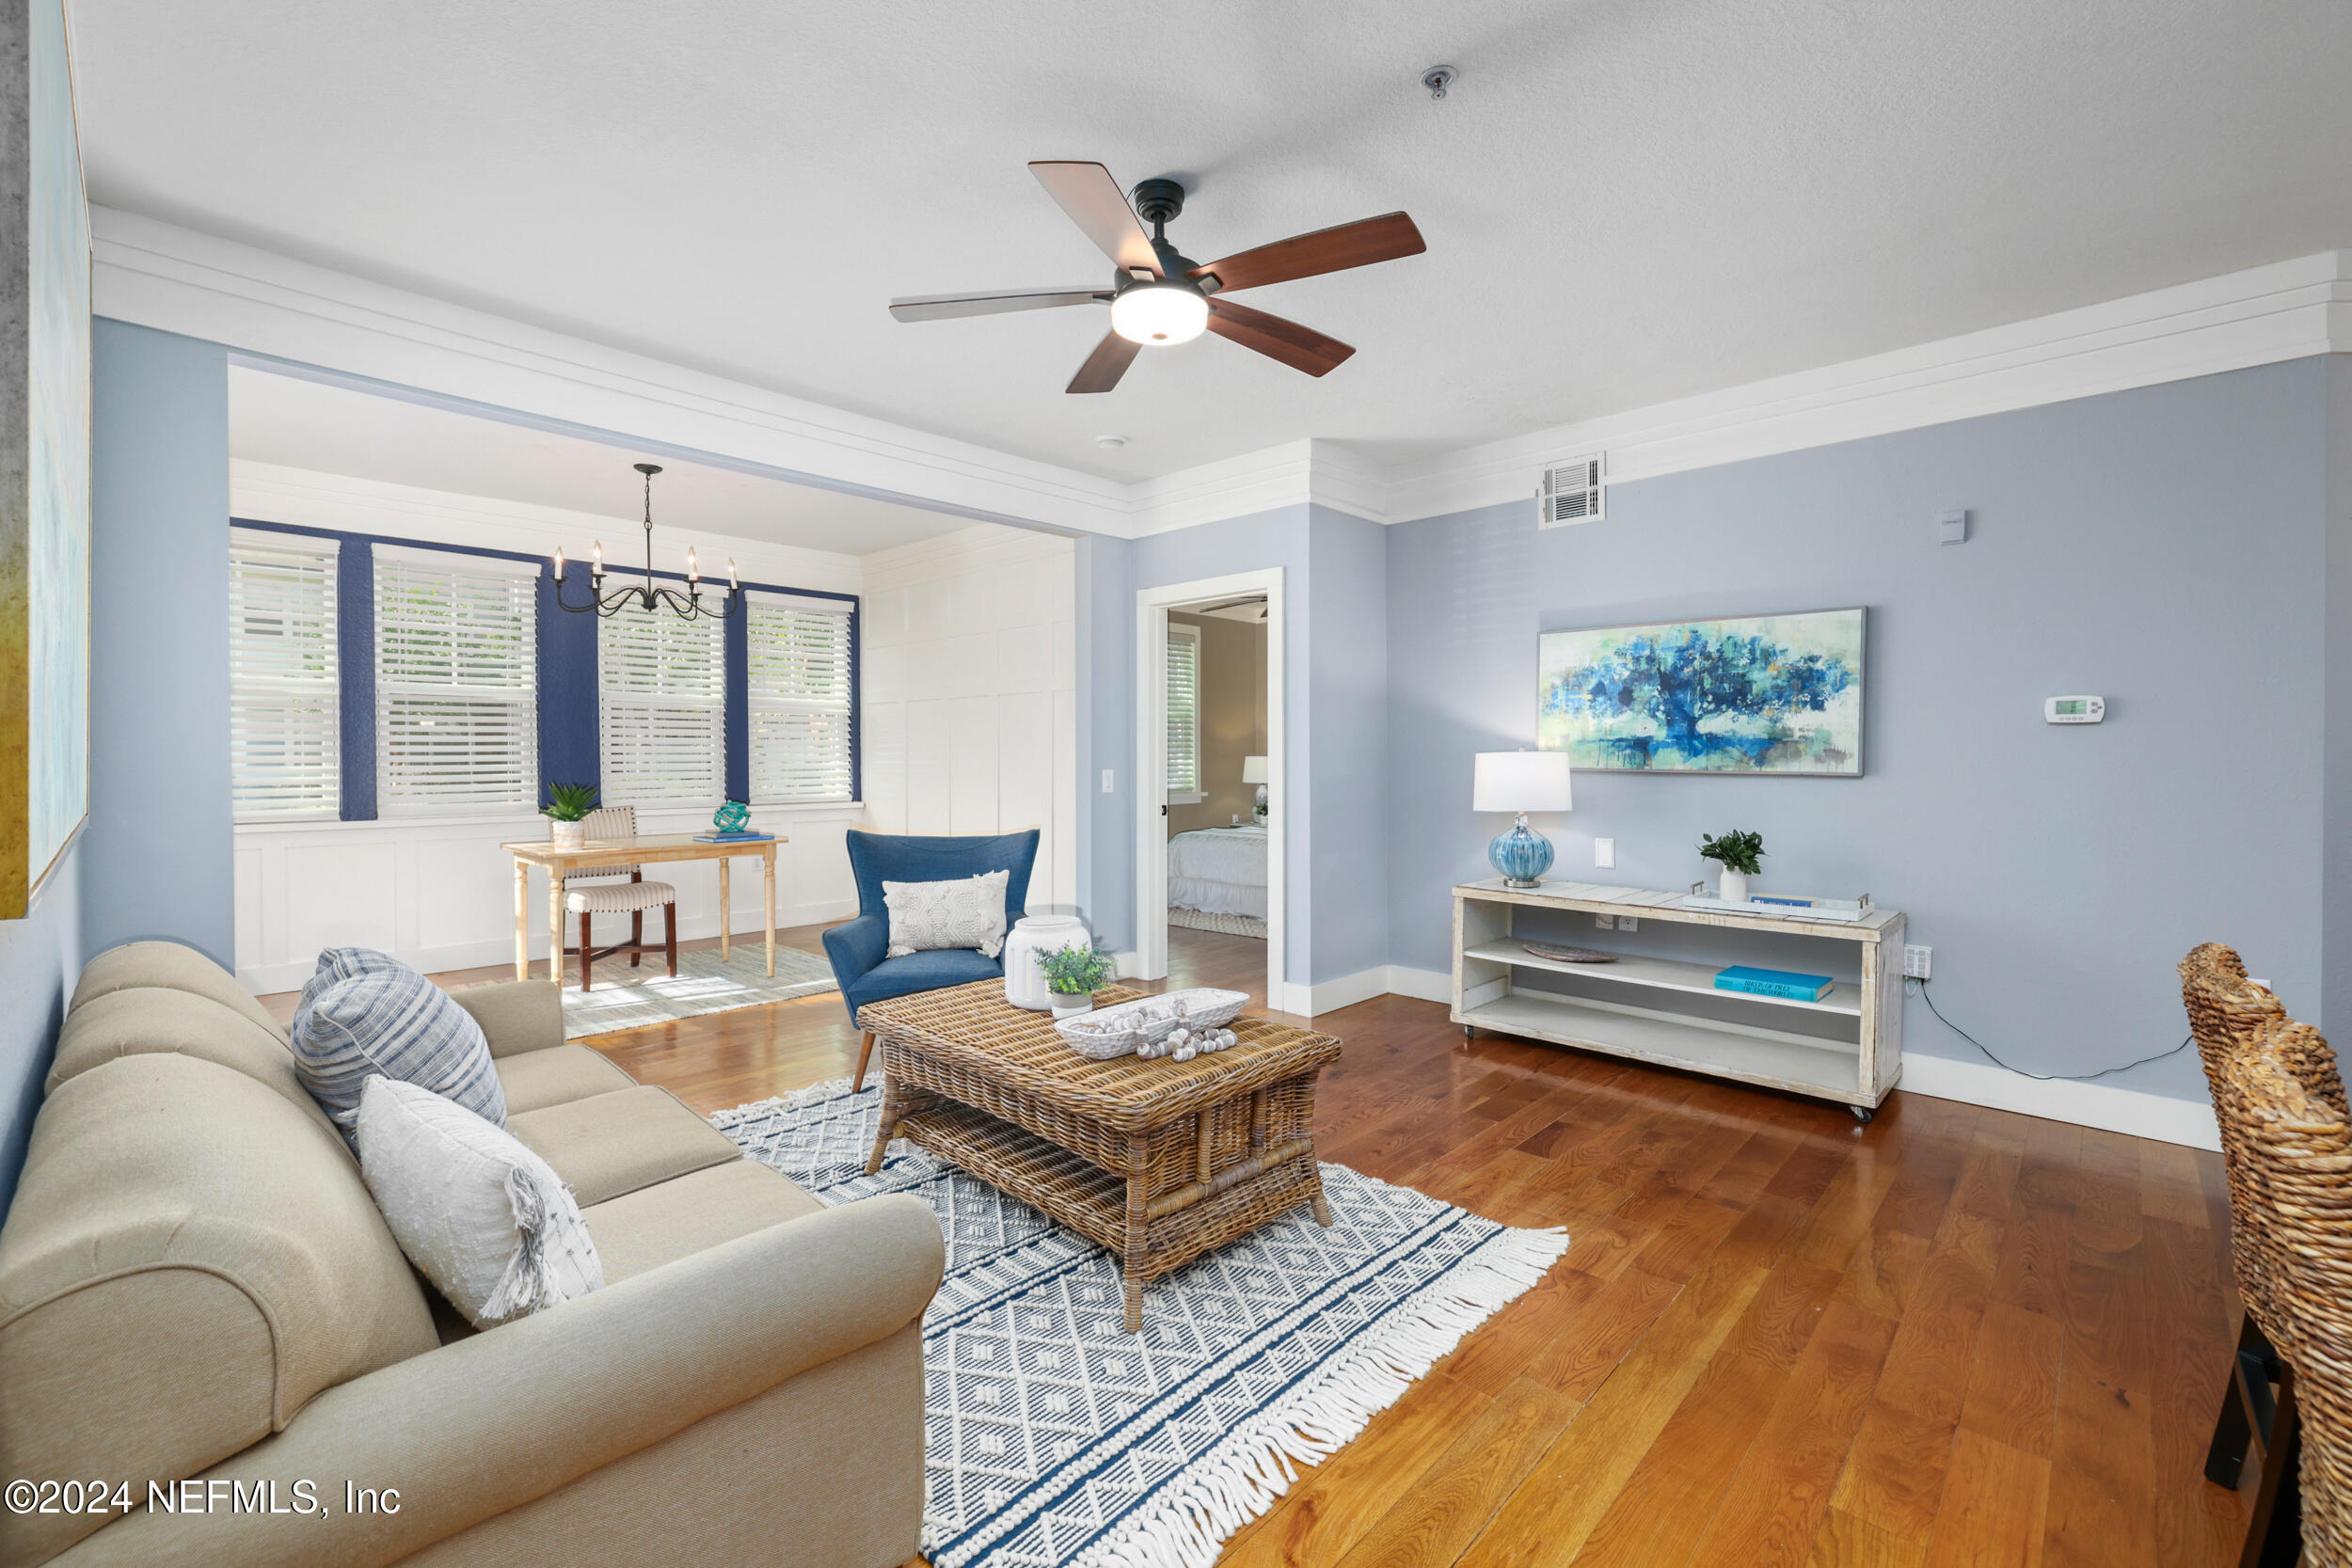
[
  {"left": 693, "top": 831, "right": 774, "bottom": 843},
  {"left": 1714, "top": 965, "right": 1835, "bottom": 1002}
]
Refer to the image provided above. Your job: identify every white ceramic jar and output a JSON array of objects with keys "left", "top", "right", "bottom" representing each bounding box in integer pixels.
[{"left": 1003, "top": 912, "right": 1090, "bottom": 1010}]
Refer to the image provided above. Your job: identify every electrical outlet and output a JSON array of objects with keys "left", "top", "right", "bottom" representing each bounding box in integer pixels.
[
  {"left": 1595, "top": 913, "right": 1614, "bottom": 930},
  {"left": 1903, "top": 944, "right": 1931, "bottom": 979},
  {"left": 1594, "top": 836, "right": 1616, "bottom": 869},
  {"left": 1620, "top": 916, "right": 1639, "bottom": 931}
]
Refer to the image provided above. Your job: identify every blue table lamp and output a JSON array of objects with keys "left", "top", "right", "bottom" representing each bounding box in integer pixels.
[{"left": 1474, "top": 750, "right": 1573, "bottom": 887}]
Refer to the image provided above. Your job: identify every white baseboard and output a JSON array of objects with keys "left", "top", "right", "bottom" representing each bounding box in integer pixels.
[
  {"left": 1314, "top": 966, "right": 2221, "bottom": 1149},
  {"left": 1896, "top": 1053, "right": 2219, "bottom": 1151},
  {"left": 1291, "top": 964, "right": 1452, "bottom": 1018},
  {"left": 1384, "top": 965, "right": 1454, "bottom": 1005},
  {"left": 237, "top": 900, "right": 857, "bottom": 994}
]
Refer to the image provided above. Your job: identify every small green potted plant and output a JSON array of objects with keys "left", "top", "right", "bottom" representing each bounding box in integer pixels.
[
  {"left": 543, "top": 781, "right": 598, "bottom": 848},
  {"left": 1036, "top": 942, "right": 1115, "bottom": 1020},
  {"left": 1699, "top": 829, "right": 1764, "bottom": 905}
]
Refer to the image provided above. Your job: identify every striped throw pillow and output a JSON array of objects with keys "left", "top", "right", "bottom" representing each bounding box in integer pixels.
[{"left": 292, "top": 948, "right": 505, "bottom": 1140}]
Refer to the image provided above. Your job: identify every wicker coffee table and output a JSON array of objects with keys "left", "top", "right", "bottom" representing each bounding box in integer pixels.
[{"left": 858, "top": 980, "right": 1343, "bottom": 1331}]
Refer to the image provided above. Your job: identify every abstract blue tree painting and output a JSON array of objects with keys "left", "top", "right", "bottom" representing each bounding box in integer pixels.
[{"left": 1537, "top": 609, "right": 1866, "bottom": 775}]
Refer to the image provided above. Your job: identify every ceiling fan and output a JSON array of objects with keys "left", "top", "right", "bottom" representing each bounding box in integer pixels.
[{"left": 888, "top": 162, "right": 1425, "bottom": 394}]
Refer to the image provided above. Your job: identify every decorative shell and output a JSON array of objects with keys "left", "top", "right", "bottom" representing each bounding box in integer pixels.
[{"left": 1054, "top": 987, "right": 1251, "bottom": 1061}]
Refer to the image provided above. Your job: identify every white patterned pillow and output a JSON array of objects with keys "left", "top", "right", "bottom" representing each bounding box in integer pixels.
[
  {"left": 883, "top": 870, "right": 1010, "bottom": 958},
  {"left": 355, "top": 1076, "right": 603, "bottom": 1329},
  {"left": 292, "top": 947, "right": 505, "bottom": 1142}
]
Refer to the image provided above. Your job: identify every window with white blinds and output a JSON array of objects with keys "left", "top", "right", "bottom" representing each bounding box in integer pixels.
[
  {"left": 747, "top": 594, "right": 855, "bottom": 803},
  {"left": 599, "top": 609, "right": 724, "bottom": 806},
  {"left": 373, "top": 547, "right": 539, "bottom": 814},
  {"left": 1166, "top": 623, "right": 1201, "bottom": 800},
  {"left": 229, "top": 533, "right": 340, "bottom": 821}
]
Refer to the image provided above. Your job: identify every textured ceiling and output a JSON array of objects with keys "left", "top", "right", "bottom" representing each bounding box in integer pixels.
[
  {"left": 72, "top": 0, "right": 2352, "bottom": 483},
  {"left": 230, "top": 369, "right": 966, "bottom": 556}
]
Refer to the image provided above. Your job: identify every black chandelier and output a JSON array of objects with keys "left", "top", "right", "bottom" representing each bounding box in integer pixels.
[{"left": 552, "top": 463, "right": 740, "bottom": 620}]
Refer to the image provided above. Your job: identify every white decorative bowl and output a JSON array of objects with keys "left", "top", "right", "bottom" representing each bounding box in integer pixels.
[{"left": 1054, "top": 988, "right": 1249, "bottom": 1061}]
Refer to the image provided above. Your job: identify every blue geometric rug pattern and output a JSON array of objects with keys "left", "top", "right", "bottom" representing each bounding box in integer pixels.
[{"left": 716, "top": 1080, "right": 1568, "bottom": 1568}]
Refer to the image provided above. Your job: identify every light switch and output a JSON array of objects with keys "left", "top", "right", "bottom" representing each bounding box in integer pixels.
[
  {"left": 1594, "top": 837, "right": 1616, "bottom": 869},
  {"left": 1101, "top": 769, "right": 1115, "bottom": 794}
]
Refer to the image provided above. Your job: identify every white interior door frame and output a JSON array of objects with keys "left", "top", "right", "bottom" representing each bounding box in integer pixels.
[{"left": 1135, "top": 567, "right": 1284, "bottom": 1006}]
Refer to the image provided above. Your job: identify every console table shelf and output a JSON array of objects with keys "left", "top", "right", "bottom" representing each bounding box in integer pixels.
[{"left": 1451, "top": 879, "right": 1904, "bottom": 1119}]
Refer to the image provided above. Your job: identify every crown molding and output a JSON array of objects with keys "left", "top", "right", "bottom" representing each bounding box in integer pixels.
[
  {"left": 96, "top": 207, "right": 1134, "bottom": 539},
  {"left": 102, "top": 207, "right": 2352, "bottom": 544},
  {"left": 229, "top": 459, "right": 864, "bottom": 594},
  {"left": 1378, "top": 249, "right": 2352, "bottom": 523}
]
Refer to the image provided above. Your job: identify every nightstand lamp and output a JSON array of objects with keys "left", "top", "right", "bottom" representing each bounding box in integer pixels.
[
  {"left": 1473, "top": 750, "right": 1572, "bottom": 888},
  {"left": 1243, "top": 754, "right": 1268, "bottom": 823}
]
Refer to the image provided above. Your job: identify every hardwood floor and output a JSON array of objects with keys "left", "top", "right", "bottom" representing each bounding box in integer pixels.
[{"left": 265, "top": 925, "right": 2255, "bottom": 1566}]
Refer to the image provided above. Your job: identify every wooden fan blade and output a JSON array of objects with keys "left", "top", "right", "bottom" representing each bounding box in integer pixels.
[
  {"left": 1204, "top": 298, "right": 1355, "bottom": 377},
  {"left": 1190, "top": 212, "right": 1424, "bottom": 293},
  {"left": 1067, "top": 331, "right": 1142, "bottom": 394},
  {"left": 1030, "top": 162, "right": 1159, "bottom": 275},
  {"left": 889, "top": 285, "right": 1109, "bottom": 323}
]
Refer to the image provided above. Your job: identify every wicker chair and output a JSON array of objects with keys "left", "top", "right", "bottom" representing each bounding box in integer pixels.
[
  {"left": 2183, "top": 945, "right": 2349, "bottom": 1565},
  {"left": 2222, "top": 1012, "right": 2352, "bottom": 1568},
  {"left": 564, "top": 805, "right": 677, "bottom": 990}
]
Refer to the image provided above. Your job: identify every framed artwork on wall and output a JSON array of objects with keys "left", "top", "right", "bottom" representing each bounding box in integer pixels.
[
  {"left": 0, "top": 0, "right": 92, "bottom": 917},
  {"left": 1537, "top": 607, "right": 1866, "bottom": 776}
]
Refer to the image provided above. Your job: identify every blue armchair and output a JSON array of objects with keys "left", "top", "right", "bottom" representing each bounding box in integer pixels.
[{"left": 825, "top": 828, "right": 1041, "bottom": 1089}]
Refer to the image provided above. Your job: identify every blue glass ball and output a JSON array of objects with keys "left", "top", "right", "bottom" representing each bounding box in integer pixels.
[
  {"left": 713, "top": 800, "right": 751, "bottom": 833},
  {"left": 1487, "top": 823, "right": 1554, "bottom": 885}
]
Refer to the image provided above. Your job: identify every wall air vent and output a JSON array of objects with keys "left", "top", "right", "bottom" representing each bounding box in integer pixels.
[{"left": 1537, "top": 453, "right": 1605, "bottom": 528}]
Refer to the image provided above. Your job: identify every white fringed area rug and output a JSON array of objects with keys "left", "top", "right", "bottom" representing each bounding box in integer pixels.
[{"left": 715, "top": 1081, "right": 1568, "bottom": 1568}]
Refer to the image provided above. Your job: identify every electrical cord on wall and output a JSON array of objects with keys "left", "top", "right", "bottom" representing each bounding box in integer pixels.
[{"left": 1907, "top": 977, "right": 2192, "bottom": 1083}]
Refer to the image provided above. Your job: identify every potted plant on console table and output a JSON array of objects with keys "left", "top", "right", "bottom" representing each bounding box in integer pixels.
[
  {"left": 1699, "top": 829, "right": 1765, "bottom": 904},
  {"left": 543, "top": 781, "right": 598, "bottom": 848},
  {"left": 1036, "top": 943, "right": 1115, "bottom": 1020}
]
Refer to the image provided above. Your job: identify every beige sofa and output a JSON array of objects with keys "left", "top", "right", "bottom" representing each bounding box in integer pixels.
[{"left": 0, "top": 942, "right": 942, "bottom": 1568}]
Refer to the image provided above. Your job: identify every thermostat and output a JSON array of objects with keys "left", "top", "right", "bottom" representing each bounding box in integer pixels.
[{"left": 2044, "top": 695, "right": 2105, "bottom": 724}]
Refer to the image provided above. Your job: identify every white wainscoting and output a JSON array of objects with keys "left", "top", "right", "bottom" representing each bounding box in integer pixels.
[
  {"left": 233, "top": 803, "right": 863, "bottom": 994},
  {"left": 859, "top": 524, "right": 1080, "bottom": 912}
]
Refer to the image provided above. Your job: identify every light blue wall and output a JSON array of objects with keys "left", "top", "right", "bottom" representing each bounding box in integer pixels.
[
  {"left": 0, "top": 844, "right": 79, "bottom": 1219},
  {"left": 1306, "top": 511, "right": 1390, "bottom": 982},
  {"left": 1075, "top": 504, "right": 1393, "bottom": 988},
  {"left": 1389, "top": 359, "right": 2334, "bottom": 1102},
  {"left": 0, "top": 319, "right": 222, "bottom": 1218},
  {"left": 2324, "top": 356, "right": 2352, "bottom": 1041},
  {"left": 83, "top": 320, "right": 233, "bottom": 964}
]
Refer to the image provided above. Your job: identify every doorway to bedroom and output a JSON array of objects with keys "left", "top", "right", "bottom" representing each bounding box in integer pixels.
[{"left": 1134, "top": 569, "right": 1284, "bottom": 1010}]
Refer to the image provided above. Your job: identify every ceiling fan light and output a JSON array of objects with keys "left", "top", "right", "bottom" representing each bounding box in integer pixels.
[{"left": 1110, "top": 283, "right": 1208, "bottom": 346}]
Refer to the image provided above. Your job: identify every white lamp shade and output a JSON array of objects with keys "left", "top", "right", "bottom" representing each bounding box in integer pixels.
[
  {"left": 1473, "top": 751, "right": 1572, "bottom": 814},
  {"left": 1241, "top": 754, "right": 1268, "bottom": 784}
]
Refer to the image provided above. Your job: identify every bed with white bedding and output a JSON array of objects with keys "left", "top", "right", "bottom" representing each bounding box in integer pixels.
[{"left": 1167, "top": 825, "right": 1268, "bottom": 919}]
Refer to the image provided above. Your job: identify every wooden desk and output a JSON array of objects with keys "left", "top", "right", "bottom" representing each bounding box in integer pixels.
[{"left": 501, "top": 834, "right": 785, "bottom": 985}]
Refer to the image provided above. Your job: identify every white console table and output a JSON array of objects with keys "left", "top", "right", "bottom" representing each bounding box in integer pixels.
[{"left": 1451, "top": 879, "right": 1905, "bottom": 1120}]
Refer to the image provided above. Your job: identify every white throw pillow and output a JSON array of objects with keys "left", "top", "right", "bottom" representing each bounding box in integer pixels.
[
  {"left": 883, "top": 870, "right": 1010, "bottom": 958},
  {"left": 355, "top": 1075, "right": 603, "bottom": 1328}
]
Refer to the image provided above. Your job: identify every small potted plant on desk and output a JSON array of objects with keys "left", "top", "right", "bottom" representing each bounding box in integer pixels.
[
  {"left": 1699, "top": 829, "right": 1764, "bottom": 905},
  {"left": 1036, "top": 943, "right": 1115, "bottom": 1020},
  {"left": 544, "top": 782, "right": 598, "bottom": 849}
]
